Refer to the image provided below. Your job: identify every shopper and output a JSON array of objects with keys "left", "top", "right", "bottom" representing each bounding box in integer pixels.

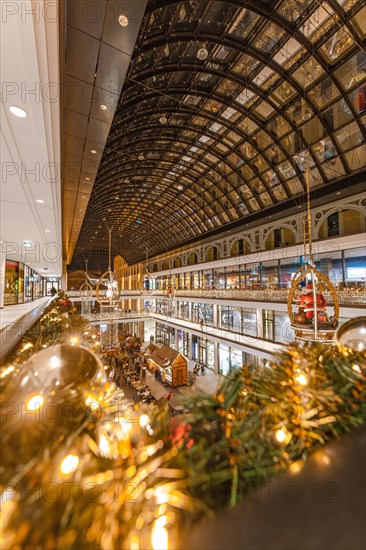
[
  {"left": 201, "top": 364, "right": 206, "bottom": 376},
  {"left": 50, "top": 286, "right": 57, "bottom": 296}
]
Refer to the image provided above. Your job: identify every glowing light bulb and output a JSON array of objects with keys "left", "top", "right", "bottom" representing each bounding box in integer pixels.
[
  {"left": 289, "top": 461, "right": 303, "bottom": 475},
  {"left": 60, "top": 454, "right": 79, "bottom": 475},
  {"left": 352, "top": 364, "right": 361, "bottom": 373},
  {"left": 70, "top": 337, "right": 78, "bottom": 345},
  {"left": 275, "top": 427, "right": 292, "bottom": 444},
  {"left": 295, "top": 372, "right": 308, "bottom": 385},
  {"left": 275, "top": 429, "right": 286, "bottom": 443},
  {"left": 130, "top": 534, "right": 139, "bottom": 550},
  {"left": 50, "top": 355, "right": 61, "bottom": 368},
  {"left": 0, "top": 365, "right": 15, "bottom": 379},
  {"left": 139, "top": 414, "right": 150, "bottom": 428},
  {"left": 151, "top": 516, "right": 168, "bottom": 550},
  {"left": 22, "top": 342, "right": 33, "bottom": 351},
  {"left": 26, "top": 395, "right": 44, "bottom": 411}
]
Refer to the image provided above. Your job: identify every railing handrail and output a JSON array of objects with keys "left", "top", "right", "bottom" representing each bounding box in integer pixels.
[
  {"left": 68, "top": 288, "right": 366, "bottom": 305},
  {"left": 0, "top": 296, "right": 55, "bottom": 364}
]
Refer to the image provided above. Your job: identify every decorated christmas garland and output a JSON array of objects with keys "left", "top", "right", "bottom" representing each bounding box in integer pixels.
[{"left": 0, "top": 301, "right": 365, "bottom": 549}]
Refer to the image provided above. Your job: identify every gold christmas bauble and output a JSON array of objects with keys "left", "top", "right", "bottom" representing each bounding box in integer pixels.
[
  {"left": 20, "top": 344, "right": 102, "bottom": 391},
  {"left": 337, "top": 317, "right": 366, "bottom": 351}
]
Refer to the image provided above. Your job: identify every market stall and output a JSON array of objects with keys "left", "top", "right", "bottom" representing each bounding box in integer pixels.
[{"left": 147, "top": 343, "right": 187, "bottom": 387}]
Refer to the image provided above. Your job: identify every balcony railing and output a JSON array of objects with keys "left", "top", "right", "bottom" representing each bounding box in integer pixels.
[{"left": 68, "top": 288, "right": 366, "bottom": 305}]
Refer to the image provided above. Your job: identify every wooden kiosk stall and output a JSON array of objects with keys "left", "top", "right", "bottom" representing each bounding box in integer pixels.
[{"left": 146, "top": 343, "right": 187, "bottom": 387}]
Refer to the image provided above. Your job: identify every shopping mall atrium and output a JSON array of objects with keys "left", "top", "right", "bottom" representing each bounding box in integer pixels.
[{"left": 1, "top": 1, "right": 365, "bottom": 549}]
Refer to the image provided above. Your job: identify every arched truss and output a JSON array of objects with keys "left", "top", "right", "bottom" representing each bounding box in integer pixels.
[{"left": 73, "top": 0, "right": 366, "bottom": 266}]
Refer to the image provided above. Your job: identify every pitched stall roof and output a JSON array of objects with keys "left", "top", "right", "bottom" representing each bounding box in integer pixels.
[{"left": 147, "top": 343, "right": 184, "bottom": 368}]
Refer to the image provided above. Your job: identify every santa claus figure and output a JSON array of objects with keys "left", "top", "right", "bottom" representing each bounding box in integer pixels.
[{"left": 299, "top": 283, "right": 327, "bottom": 322}]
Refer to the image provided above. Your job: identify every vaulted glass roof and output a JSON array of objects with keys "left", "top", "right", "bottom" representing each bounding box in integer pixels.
[{"left": 74, "top": 0, "right": 366, "bottom": 266}]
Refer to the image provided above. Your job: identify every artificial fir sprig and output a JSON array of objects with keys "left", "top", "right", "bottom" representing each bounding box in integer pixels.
[{"left": 0, "top": 331, "right": 365, "bottom": 549}]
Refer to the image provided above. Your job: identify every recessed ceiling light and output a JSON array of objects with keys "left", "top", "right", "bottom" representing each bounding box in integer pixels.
[
  {"left": 100, "top": 104, "right": 107, "bottom": 111},
  {"left": 36, "top": 199, "right": 45, "bottom": 204},
  {"left": 118, "top": 14, "right": 129, "bottom": 26},
  {"left": 82, "top": 196, "right": 85, "bottom": 199},
  {"left": 9, "top": 105, "right": 27, "bottom": 118},
  {"left": 177, "top": 185, "right": 183, "bottom": 190},
  {"left": 85, "top": 177, "right": 90, "bottom": 181},
  {"left": 336, "top": 191, "right": 341, "bottom": 195},
  {"left": 90, "top": 149, "right": 96, "bottom": 154},
  {"left": 45, "top": 229, "right": 50, "bottom": 233},
  {"left": 159, "top": 115, "right": 167, "bottom": 125},
  {"left": 197, "top": 45, "right": 208, "bottom": 61},
  {"left": 138, "top": 154, "right": 144, "bottom": 160},
  {"left": 23, "top": 241, "right": 32, "bottom": 248},
  {"left": 268, "top": 216, "right": 272, "bottom": 219}
]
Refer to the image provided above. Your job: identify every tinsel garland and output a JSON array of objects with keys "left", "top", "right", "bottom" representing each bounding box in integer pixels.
[
  {"left": 0, "top": 304, "right": 365, "bottom": 548},
  {"left": 7, "top": 291, "right": 89, "bottom": 365}
]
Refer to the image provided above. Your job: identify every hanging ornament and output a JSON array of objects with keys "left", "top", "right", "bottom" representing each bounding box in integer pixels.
[
  {"left": 96, "top": 226, "right": 120, "bottom": 304},
  {"left": 337, "top": 317, "right": 366, "bottom": 351}
]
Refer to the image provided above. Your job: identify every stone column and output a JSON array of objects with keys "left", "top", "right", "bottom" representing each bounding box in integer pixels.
[
  {"left": 214, "top": 341, "right": 219, "bottom": 373},
  {"left": 256, "top": 307, "right": 263, "bottom": 339},
  {"left": 0, "top": 246, "right": 6, "bottom": 309}
]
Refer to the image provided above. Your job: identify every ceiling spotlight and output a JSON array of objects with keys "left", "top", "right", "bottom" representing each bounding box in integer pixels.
[
  {"left": 100, "top": 104, "right": 108, "bottom": 111},
  {"left": 138, "top": 154, "right": 145, "bottom": 160},
  {"left": 177, "top": 185, "right": 183, "bottom": 190},
  {"left": 159, "top": 115, "right": 168, "bottom": 125},
  {"left": 90, "top": 149, "right": 96, "bottom": 154},
  {"left": 302, "top": 109, "right": 312, "bottom": 121},
  {"left": 197, "top": 44, "right": 208, "bottom": 61},
  {"left": 85, "top": 177, "right": 90, "bottom": 181},
  {"left": 45, "top": 229, "right": 50, "bottom": 233},
  {"left": 9, "top": 105, "right": 27, "bottom": 118},
  {"left": 36, "top": 199, "right": 45, "bottom": 204},
  {"left": 119, "top": 14, "right": 129, "bottom": 27}
]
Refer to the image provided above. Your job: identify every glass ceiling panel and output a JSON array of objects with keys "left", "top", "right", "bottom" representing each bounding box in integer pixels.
[
  {"left": 253, "top": 22, "right": 286, "bottom": 54},
  {"left": 73, "top": 0, "right": 366, "bottom": 266},
  {"left": 278, "top": 0, "right": 312, "bottom": 23}
]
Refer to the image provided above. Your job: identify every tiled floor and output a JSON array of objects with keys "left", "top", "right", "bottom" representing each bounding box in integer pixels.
[{"left": 119, "top": 358, "right": 225, "bottom": 410}]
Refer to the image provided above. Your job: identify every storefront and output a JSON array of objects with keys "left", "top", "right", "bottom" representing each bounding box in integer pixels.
[
  {"left": 4, "top": 261, "right": 22, "bottom": 305},
  {"left": 219, "top": 306, "right": 257, "bottom": 336},
  {"left": 192, "top": 303, "right": 214, "bottom": 325},
  {"left": 45, "top": 277, "right": 60, "bottom": 296},
  {"left": 177, "top": 329, "right": 190, "bottom": 357},
  {"left": 176, "top": 301, "right": 190, "bottom": 320},
  {"left": 219, "top": 344, "right": 257, "bottom": 375},
  {"left": 155, "top": 323, "right": 175, "bottom": 347},
  {"left": 263, "top": 310, "right": 292, "bottom": 343},
  {"left": 25, "top": 267, "right": 43, "bottom": 302}
]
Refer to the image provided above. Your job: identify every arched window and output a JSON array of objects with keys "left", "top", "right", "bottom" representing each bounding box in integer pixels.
[
  {"left": 319, "top": 209, "right": 365, "bottom": 239},
  {"left": 265, "top": 228, "right": 295, "bottom": 250},
  {"left": 230, "top": 239, "right": 250, "bottom": 257},
  {"left": 162, "top": 260, "right": 169, "bottom": 271},
  {"left": 173, "top": 257, "right": 182, "bottom": 268},
  {"left": 152, "top": 263, "right": 158, "bottom": 273},
  {"left": 188, "top": 252, "right": 198, "bottom": 266},
  {"left": 206, "top": 246, "right": 219, "bottom": 261}
]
